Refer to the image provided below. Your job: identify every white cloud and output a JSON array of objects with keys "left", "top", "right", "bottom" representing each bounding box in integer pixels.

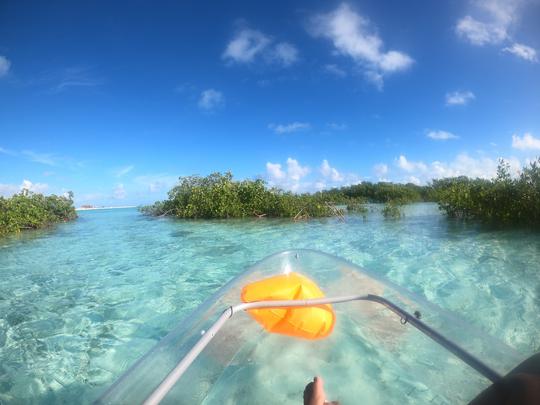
[
  {"left": 503, "top": 43, "right": 538, "bottom": 62},
  {"left": 135, "top": 174, "right": 178, "bottom": 192},
  {"left": 426, "top": 130, "right": 459, "bottom": 141},
  {"left": 309, "top": 3, "right": 413, "bottom": 86},
  {"left": 456, "top": 0, "right": 536, "bottom": 63},
  {"left": 395, "top": 155, "right": 427, "bottom": 173},
  {"left": 407, "top": 176, "right": 421, "bottom": 186},
  {"left": 0, "top": 56, "right": 11, "bottom": 77},
  {"left": 269, "top": 122, "right": 311, "bottom": 134},
  {"left": 392, "top": 153, "right": 522, "bottom": 184},
  {"left": 223, "top": 29, "right": 298, "bottom": 67},
  {"left": 324, "top": 64, "right": 347, "bottom": 77},
  {"left": 373, "top": 163, "right": 389, "bottom": 179},
  {"left": 265, "top": 158, "right": 360, "bottom": 192},
  {"left": 271, "top": 42, "right": 299, "bottom": 66},
  {"left": 20, "top": 180, "right": 48, "bottom": 194},
  {"left": 114, "top": 165, "right": 134, "bottom": 178},
  {"left": 446, "top": 90, "right": 475, "bottom": 106},
  {"left": 320, "top": 159, "right": 343, "bottom": 182},
  {"left": 455, "top": 0, "right": 522, "bottom": 45},
  {"left": 512, "top": 133, "right": 540, "bottom": 150},
  {"left": 266, "top": 158, "right": 310, "bottom": 191},
  {"left": 113, "top": 183, "right": 126, "bottom": 200},
  {"left": 223, "top": 29, "right": 271, "bottom": 63},
  {"left": 266, "top": 162, "right": 286, "bottom": 180},
  {"left": 456, "top": 15, "right": 507, "bottom": 45},
  {"left": 198, "top": 89, "right": 224, "bottom": 111},
  {"left": 0, "top": 180, "right": 49, "bottom": 197},
  {"left": 287, "top": 158, "right": 311, "bottom": 181}
]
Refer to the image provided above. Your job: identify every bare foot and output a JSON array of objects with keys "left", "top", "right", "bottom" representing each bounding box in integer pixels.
[{"left": 304, "top": 376, "right": 339, "bottom": 405}]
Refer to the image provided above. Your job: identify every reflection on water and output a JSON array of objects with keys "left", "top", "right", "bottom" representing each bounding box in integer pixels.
[{"left": 0, "top": 204, "right": 539, "bottom": 403}]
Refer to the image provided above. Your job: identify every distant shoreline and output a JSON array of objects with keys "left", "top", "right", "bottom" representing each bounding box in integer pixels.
[{"left": 76, "top": 206, "right": 136, "bottom": 211}]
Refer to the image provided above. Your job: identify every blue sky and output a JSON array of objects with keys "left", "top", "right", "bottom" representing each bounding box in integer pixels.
[{"left": 1, "top": 0, "right": 539, "bottom": 206}]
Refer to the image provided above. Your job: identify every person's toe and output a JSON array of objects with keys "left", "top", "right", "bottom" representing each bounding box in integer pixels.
[{"left": 310, "top": 376, "right": 326, "bottom": 405}]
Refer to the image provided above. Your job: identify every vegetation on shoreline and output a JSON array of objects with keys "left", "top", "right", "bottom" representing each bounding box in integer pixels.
[
  {"left": 142, "top": 158, "right": 540, "bottom": 226},
  {"left": 432, "top": 158, "right": 540, "bottom": 226},
  {"left": 0, "top": 191, "right": 77, "bottom": 236},
  {"left": 139, "top": 172, "right": 348, "bottom": 219},
  {"left": 323, "top": 182, "right": 432, "bottom": 203}
]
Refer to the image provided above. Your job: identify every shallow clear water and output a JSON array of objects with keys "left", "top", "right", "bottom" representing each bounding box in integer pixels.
[{"left": 0, "top": 204, "right": 539, "bottom": 404}]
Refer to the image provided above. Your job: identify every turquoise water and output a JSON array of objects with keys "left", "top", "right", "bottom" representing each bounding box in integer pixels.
[{"left": 0, "top": 204, "right": 539, "bottom": 404}]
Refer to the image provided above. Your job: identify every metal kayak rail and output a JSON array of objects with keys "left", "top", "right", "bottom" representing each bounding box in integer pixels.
[{"left": 142, "top": 294, "right": 502, "bottom": 405}]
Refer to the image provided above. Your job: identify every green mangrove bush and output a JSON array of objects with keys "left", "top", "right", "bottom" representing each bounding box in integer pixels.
[
  {"left": 382, "top": 200, "right": 404, "bottom": 219},
  {"left": 140, "top": 172, "right": 338, "bottom": 219},
  {"left": 332, "top": 181, "right": 431, "bottom": 203},
  {"left": 433, "top": 158, "right": 540, "bottom": 226},
  {"left": 0, "top": 190, "right": 77, "bottom": 236}
]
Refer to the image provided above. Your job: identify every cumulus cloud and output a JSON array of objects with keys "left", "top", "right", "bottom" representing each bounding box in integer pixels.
[
  {"left": 393, "top": 153, "right": 522, "bottom": 183},
  {"left": 456, "top": 15, "right": 508, "bottom": 45},
  {"left": 512, "top": 133, "right": 540, "bottom": 150},
  {"left": 266, "top": 158, "right": 360, "bottom": 192},
  {"left": 456, "top": 0, "right": 536, "bottom": 62},
  {"left": 407, "top": 176, "right": 422, "bottom": 186},
  {"left": 268, "top": 122, "right": 311, "bottom": 134},
  {"left": 266, "top": 162, "right": 286, "bottom": 181},
  {"left": 503, "top": 43, "right": 538, "bottom": 62},
  {"left": 198, "top": 89, "right": 224, "bottom": 111},
  {"left": 308, "top": 3, "right": 413, "bottom": 87},
  {"left": 222, "top": 28, "right": 298, "bottom": 67},
  {"left": 20, "top": 180, "right": 49, "bottom": 194},
  {"left": 0, "top": 179, "right": 49, "bottom": 197},
  {"left": 113, "top": 183, "right": 126, "bottom": 200},
  {"left": 455, "top": 0, "right": 522, "bottom": 45},
  {"left": 0, "top": 56, "right": 11, "bottom": 77},
  {"left": 446, "top": 90, "right": 475, "bottom": 106},
  {"left": 287, "top": 158, "right": 311, "bottom": 181},
  {"left": 426, "top": 130, "right": 459, "bottom": 141},
  {"left": 395, "top": 155, "right": 427, "bottom": 173},
  {"left": 266, "top": 158, "right": 310, "bottom": 191},
  {"left": 320, "top": 159, "right": 344, "bottom": 182}
]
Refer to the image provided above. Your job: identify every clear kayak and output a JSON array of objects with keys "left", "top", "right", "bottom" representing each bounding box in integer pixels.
[{"left": 96, "top": 250, "right": 523, "bottom": 404}]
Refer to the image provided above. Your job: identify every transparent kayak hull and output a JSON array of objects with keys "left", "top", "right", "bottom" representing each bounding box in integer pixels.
[{"left": 97, "top": 250, "right": 522, "bottom": 404}]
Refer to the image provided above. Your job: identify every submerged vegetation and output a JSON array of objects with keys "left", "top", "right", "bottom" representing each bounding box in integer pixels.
[
  {"left": 433, "top": 158, "right": 540, "bottom": 226},
  {"left": 0, "top": 191, "right": 77, "bottom": 236},
  {"left": 381, "top": 200, "right": 404, "bottom": 219}
]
